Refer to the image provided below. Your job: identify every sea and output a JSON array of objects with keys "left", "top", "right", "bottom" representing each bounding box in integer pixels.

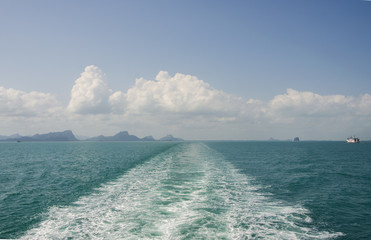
[{"left": 0, "top": 141, "right": 370, "bottom": 239}]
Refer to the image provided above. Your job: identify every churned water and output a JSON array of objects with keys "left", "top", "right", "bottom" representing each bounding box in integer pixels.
[{"left": 0, "top": 141, "right": 370, "bottom": 239}]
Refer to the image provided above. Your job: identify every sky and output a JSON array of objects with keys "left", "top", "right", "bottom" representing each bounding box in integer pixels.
[{"left": 1, "top": 0, "right": 371, "bottom": 140}]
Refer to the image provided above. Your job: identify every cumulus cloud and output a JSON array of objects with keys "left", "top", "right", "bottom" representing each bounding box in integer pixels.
[
  {"left": 108, "top": 91, "right": 126, "bottom": 114},
  {"left": 63, "top": 67, "right": 371, "bottom": 139},
  {"left": 67, "top": 67, "right": 247, "bottom": 119},
  {"left": 67, "top": 65, "right": 126, "bottom": 115},
  {"left": 68, "top": 65, "right": 112, "bottom": 114},
  {"left": 269, "top": 88, "right": 357, "bottom": 119},
  {"left": 1, "top": 65, "right": 371, "bottom": 140},
  {"left": 0, "top": 86, "right": 66, "bottom": 136},
  {"left": 124, "top": 71, "right": 244, "bottom": 117},
  {"left": 0, "top": 86, "right": 60, "bottom": 117},
  {"left": 358, "top": 94, "right": 371, "bottom": 115}
]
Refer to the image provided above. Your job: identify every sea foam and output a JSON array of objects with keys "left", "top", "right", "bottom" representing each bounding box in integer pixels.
[{"left": 21, "top": 143, "right": 342, "bottom": 239}]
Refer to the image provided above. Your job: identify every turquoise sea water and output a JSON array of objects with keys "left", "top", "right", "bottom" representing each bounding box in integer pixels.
[{"left": 0, "top": 141, "right": 370, "bottom": 239}]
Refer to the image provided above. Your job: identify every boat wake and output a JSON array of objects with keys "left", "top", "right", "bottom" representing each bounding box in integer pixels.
[{"left": 21, "top": 143, "right": 342, "bottom": 239}]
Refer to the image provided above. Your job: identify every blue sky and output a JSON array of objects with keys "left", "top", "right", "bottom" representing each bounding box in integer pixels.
[{"left": 1, "top": 0, "right": 371, "bottom": 140}]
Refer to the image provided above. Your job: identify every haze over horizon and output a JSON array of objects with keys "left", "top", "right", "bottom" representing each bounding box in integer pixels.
[{"left": 1, "top": 1, "right": 371, "bottom": 140}]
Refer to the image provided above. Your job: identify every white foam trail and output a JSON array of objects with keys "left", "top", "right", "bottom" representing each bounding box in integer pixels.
[{"left": 21, "top": 143, "right": 342, "bottom": 239}]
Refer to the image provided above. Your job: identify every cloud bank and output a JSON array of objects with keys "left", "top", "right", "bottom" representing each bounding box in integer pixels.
[
  {"left": 0, "top": 86, "right": 60, "bottom": 117},
  {"left": 1, "top": 65, "right": 370, "bottom": 140}
]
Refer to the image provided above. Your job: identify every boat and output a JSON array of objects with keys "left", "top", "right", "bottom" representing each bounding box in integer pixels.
[{"left": 346, "top": 136, "right": 360, "bottom": 143}]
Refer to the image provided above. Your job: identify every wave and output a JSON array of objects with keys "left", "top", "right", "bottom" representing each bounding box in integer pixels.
[{"left": 21, "top": 143, "right": 342, "bottom": 239}]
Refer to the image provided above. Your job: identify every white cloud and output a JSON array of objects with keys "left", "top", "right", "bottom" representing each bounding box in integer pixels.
[
  {"left": 1, "top": 66, "right": 371, "bottom": 140},
  {"left": 67, "top": 65, "right": 126, "bottom": 115},
  {"left": 358, "top": 94, "right": 371, "bottom": 115},
  {"left": 68, "top": 65, "right": 113, "bottom": 114},
  {"left": 255, "top": 88, "right": 371, "bottom": 140},
  {"left": 0, "top": 86, "right": 60, "bottom": 117},
  {"left": 125, "top": 71, "right": 245, "bottom": 117},
  {"left": 109, "top": 91, "right": 126, "bottom": 114},
  {"left": 0, "top": 86, "right": 66, "bottom": 136},
  {"left": 267, "top": 88, "right": 360, "bottom": 126},
  {"left": 63, "top": 68, "right": 371, "bottom": 139},
  {"left": 270, "top": 88, "right": 355, "bottom": 116}
]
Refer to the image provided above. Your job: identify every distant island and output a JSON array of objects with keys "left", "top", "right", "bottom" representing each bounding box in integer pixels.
[
  {"left": 86, "top": 132, "right": 183, "bottom": 142},
  {"left": 87, "top": 131, "right": 143, "bottom": 141},
  {"left": 2, "top": 130, "right": 78, "bottom": 142},
  {"left": 268, "top": 137, "right": 292, "bottom": 142},
  {"left": 0, "top": 130, "right": 184, "bottom": 142},
  {"left": 268, "top": 137, "right": 301, "bottom": 142},
  {"left": 158, "top": 134, "right": 184, "bottom": 141}
]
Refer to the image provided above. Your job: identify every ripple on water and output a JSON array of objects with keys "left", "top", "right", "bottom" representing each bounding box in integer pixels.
[{"left": 21, "top": 143, "right": 342, "bottom": 239}]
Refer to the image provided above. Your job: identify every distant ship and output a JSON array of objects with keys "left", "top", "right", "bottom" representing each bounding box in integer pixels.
[{"left": 346, "top": 136, "right": 360, "bottom": 143}]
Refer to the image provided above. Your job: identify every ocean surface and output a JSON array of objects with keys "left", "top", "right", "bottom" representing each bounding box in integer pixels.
[{"left": 0, "top": 141, "right": 370, "bottom": 239}]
